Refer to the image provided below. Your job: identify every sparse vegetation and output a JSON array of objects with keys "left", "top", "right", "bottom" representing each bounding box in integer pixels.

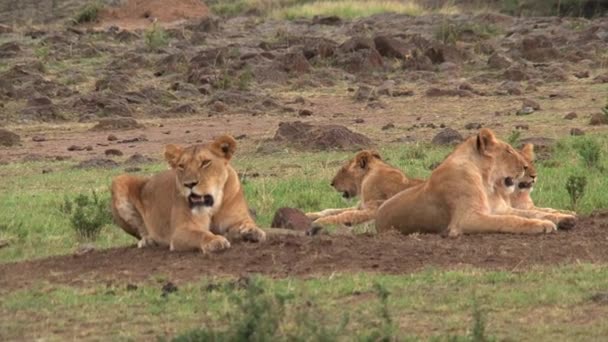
[
  {"left": 274, "top": 0, "right": 425, "bottom": 19},
  {"left": 144, "top": 23, "right": 169, "bottom": 51},
  {"left": 73, "top": 1, "right": 102, "bottom": 24},
  {"left": 60, "top": 190, "right": 112, "bottom": 241},
  {"left": 435, "top": 21, "right": 501, "bottom": 44},
  {"left": 566, "top": 175, "right": 587, "bottom": 211},
  {"left": 507, "top": 130, "right": 521, "bottom": 145},
  {"left": 574, "top": 138, "right": 601, "bottom": 168}
]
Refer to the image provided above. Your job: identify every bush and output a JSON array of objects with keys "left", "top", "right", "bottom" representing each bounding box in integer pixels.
[
  {"left": 61, "top": 190, "right": 112, "bottom": 241},
  {"left": 507, "top": 130, "right": 521, "bottom": 146},
  {"left": 566, "top": 175, "right": 587, "bottom": 211},
  {"left": 574, "top": 138, "right": 601, "bottom": 168},
  {"left": 144, "top": 23, "right": 169, "bottom": 51},
  {"left": 73, "top": 2, "right": 102, "bottom": 24}
]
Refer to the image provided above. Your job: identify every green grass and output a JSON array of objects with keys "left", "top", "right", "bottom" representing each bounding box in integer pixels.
[
  {"left": 1, "top": 135, "right": 607, "bottom": 263},
  {"left": 2, "top": 265, "right": 608, "bottom": 340},
  {"left": 272, "top": 0, "right": 425, "bottom": 20}
]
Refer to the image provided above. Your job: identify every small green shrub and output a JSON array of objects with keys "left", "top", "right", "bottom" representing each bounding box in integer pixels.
[
  {"left": 566, "top": 175, "right": 587, "bottom": 211},
  {"left": 61, "top": 191, "right": 111, "bottom": 241},
  {"left": 507, "top": 130, "right": 521, "bottom": 146},
  {"left": 574, "top": 138, "right": 601, "bottom": 168},
  {"left": 34, "top": 44, "right": 50, "bottom": 61},
  {"left": 144, "top": 23, "right": 169, "bottom": 51},
  {"left": 73, "top": 2, "right": 102, "bottom": 24}
]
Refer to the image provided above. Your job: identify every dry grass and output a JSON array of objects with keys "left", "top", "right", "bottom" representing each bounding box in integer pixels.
[{"left": 272, "top": 0, "right": 427, "bottom": 19}]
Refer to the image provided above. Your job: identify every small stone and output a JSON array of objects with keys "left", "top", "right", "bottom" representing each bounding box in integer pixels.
[
  {"left": 161, "top": 282, "right": 178, "bottom": 297},
  {"left": 564, "top": 112, "right": 578, "bottom": 120},
  {"left": 516, "top": 107, "right": 535, "bottom": 116},
  {"left": 515, "top": 124, "right": 529, "bottom": 130},
  {"left": 212, "top": 101, "right": 227, "bottom": 112},
  {"left": 381, "top": 123, "right": 395, "bottom": 131},
  {"left": 574, "top": 71, "right": 590, "bottom": 79},
  {"left": 42, "top": 168, "right": 52, "bottom": 174},
  {"left": 570, "top": 128, "right": 585, "bottom": 136},
  {"left": 354, "top": 118, "right": 365, "bottom": 124},
  {"left": 126, "top": 284, "right": 138, "bottom": 291},
  {"left": 522, "top": 98, "right": 541, "bottom": 110},
  {"left": 32, "top": 135, "right": 46, "bottom": 142},
  {"left": 589, "top": 113, "right": 608, "bottom": 126},
  {"left": 432, "top": 128, "right": 463, "bottom": 145},
  {"left": 105, "top": 149, "right": 124, "bottom": 157},
  {"left": 107, "top": 134, "right": 118, "bottom": 141},
  {"left": 298, "top": 109, "right": 313, "bottom": 117},
  {"left": 464, "top": 122, "right": 482, "bottom": 130}
]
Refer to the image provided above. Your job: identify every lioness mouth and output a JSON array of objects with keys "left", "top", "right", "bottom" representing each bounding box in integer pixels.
[
  {"left": 342, "top": 191, "right": 351, "bottom": 199},
  {"left": 504, "top": 177, "right": 514, "bottom": 187},
  {"left": 188, "top": 193, "right": 215, "bottom": 208},
  {"left": 518, "top": 182, "right": 533, "bottom": 189}
]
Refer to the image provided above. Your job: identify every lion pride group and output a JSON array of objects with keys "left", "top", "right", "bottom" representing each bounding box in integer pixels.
[{"left": 110, "top": 128, "right": 576, "bottom": 253}]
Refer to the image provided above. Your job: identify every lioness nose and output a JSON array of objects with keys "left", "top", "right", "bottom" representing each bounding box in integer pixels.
[
  {"left": 184, "top": 181, "right": 198, "bottom": 189},
  {"left": 331, "top": 181, "right": 335, "bottom": 187},
  {"left": 523, "top": 165, "right": 528, "bottom": 170}
]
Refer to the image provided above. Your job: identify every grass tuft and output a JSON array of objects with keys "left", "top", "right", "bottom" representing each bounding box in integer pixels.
[
  {"left": 73, "top": 1, "right": 102, "bottom": 24},
  {"left": 273, "top": 0, "right": 425, "bottom": 19}
]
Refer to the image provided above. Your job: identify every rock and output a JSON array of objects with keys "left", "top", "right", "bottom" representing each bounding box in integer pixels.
[
  {"left": 516, "top": 107, "right": 535, "bottom": 116},
  {"left": 354, "top": 85, "right": 376, "bottom": 102},
  {"left": 107, "top": 134, "right": 118, "bottom": 141},
  {"left": 593, "top": 73, "right": 608, "bottom": 83},
  {"left": 273, "top": 121, "right": 372, "bottom": 151},
  {"left": 312, "top": 15, "right": 342, "bottom": 26},
  {"left": 589, "top": 113, "right": 608, "bottom": 126},
  {"left": 432, "top": 128, "right": 463, "bottom": 145},
  {"left": 74, "top": 158, "right": 119, "bottom": 169},
  {"left": 393, "top": 89, "right": 414, "bottom": 97},
  {"left": 381, "top": 123, "right": 395, "bottom": 131},
  {"left": 298, "top": 109, "right": 313, "bottom": 117},
  {"left": 32, "top": 135, "right": 46, "bottom": 142},
  {"left": 279, "top": 51, "right": 311, "bottom": 74},
  {"left": 570, "top": 128, "right": 585, "bottom": 136},
  {"left": 373, "top": 35, "right": 410, "bottom": 59},
  {"left": 515, "top": 124, "right": 529, "bottom": 130},
  {"left": 464, "top": 122, "right": 482, "bottom": 130},
  {"left": 377, "top": 80, "right": 395, "bottom": 96},
  {"left": 339, "top": 36, "right": 375, "bottom": 52},
  {"left": 42, "top": 168, "right": 52, "bottom": 174},
  {"left": 503, "top": 65, "right": 530, "bottom": 81},
  {"left": 124, "top": 166, "right": 141, "bottom": 172},
  {"left": 498, "top": 81, "right": 523, "bottom": 95},
  {"left": 91, "top": 118, "right": 142, "bottom": 131},
  {"left": 335, "top": 48, "right": 383, "bottom": 74},
  {"left": 271, "top": 207, "right": 312, "bottom": 231},
  {"left": 124, "top": 153, "right": 155, "bottom": 165},
  {"left": 74, "top": 243, "right": 95, "bottom": 256},
  {"left": 522, "top": 98, "right": 541, "bottom": 111},
  {"left": 118, "top": 135, "right": 147, "bottom": 144},
  {"left": 521, "top": 35, "right": 559, "bottom": 62},
  {"left": 105, "top": 149, "right": 124, "bottom": 157},
  {"left": 0, "top": 24, "right": 12, "bottom": 34},
  {"left": 0, "top": 129, "right": 21, "bottom": 147},
  {"left": 487, "top": 52, "right": 512, "bottom": 69},
  {"left": 564, "top": 112, "right": 578, "bottom": 120},
  {"left": 354, "top": 118, "right": 365, "bottom": 124},
  {"left": 212, "top": 101, "right": 227, "bottom": 112},
  {"left": 425, "top": 88, "right": 473, "bottom": 97},
  {"left": 161, "top": 282, "right": 178, "bottom": 298},
  {"left": 574, "top": 71, "right": 590, "bottom": 78}
]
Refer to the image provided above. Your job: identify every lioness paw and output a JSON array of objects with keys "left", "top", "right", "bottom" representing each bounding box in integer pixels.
[
  {"left": 240, "top": 226, "right": 266, "bottom": 242},
  {"left": 137, "top": 237, "right": 155, "bottom": 248},
  {"left": 540, "top": 220, "right": 557, "bottom": 233},
  {"left": 202, "top": 235, "right": 231, "bottom": 253},
  {"left": 557, "top": 215, "right": 577, "bottom": 230},
  {"left": 306, "top": 212, "right": 323, "bottom": 220}
]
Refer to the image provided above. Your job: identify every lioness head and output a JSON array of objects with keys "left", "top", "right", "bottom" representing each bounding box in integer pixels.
[
  {"left": 515, "top": 143, "right": 537, "bottom": 192},
  {"left": 331, "top": 150, "right": 381, "bottom": 199},
  {"left": 164, "top": 135, "right": 237, "bottom": 210},
  {"left": 476, "top": 128, "right": 528, "bottom": 191}
]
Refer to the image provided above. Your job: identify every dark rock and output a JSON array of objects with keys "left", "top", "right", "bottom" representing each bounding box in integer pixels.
[
  {"left": 74, "top": 158, "right": 119, "bottom": 169},
  {"left": 124, "top": 167, "right": 141, "bottom": 172},
  {"left": 354, "top": 118, "right": 365, "bottom": 124},
  {"left": 432, "top": 128, "right": 463, "bottom": 145},
  {"left": 570, "top": 128, "right": 585, "bottom": 136},
  {"left": 0, "top": 129, "right": 21, "bottom": 147},
  {"left": 335, "top": 48, "right": 383, "bottom": 74},
  {"left": 161, "top": 282, "right": 178, "bottom": 297},
  {"left": 574, "top": 71, "right": 590, "bottom": 78},
  {"left": 118, "top": 135, "right": 147, "bottom": 144},
  {"left": 271, "top": 207, "right": 312, "bottom": 231},
  {"left": 124, "top": 153, "right": 155, "bottom": 165},
  {"left": 298, "top": 109, "right": 313, "bottom": 117},
  {"left": 312, "top": 15, "right": 342, "bottom": 26},
  {"left": 374, "top": 35, "right": 410, "bottom": 59},
  {"left": 487, "top": 53, "right": 512, "bottom": 69},
  {"left": 522, "top": 98, "right": 541, "bottom": 110},
  {"left": 339, "top": 36, "right": 375, "bottom": 53},
  {"left": 212, "top": 101, "right": 227, "bottom": 112},
  {"left": 107, "top": 134, "right": 118, "bottom": 141},
  {"left": 521, "top": 35, "right": 559, "bottom": 62},
  {"left": 32, "top": 135, "right": 46, "bottom": 142},
  {"left": 67, "top": 145, "right": 93, "bottom": 151},
  {"left": 515, "top": 124, "right": 529, "bottom": 130},
  {"left": 593, "top": 73, "right": 608, "bottom": 83},
  {"left": 273, "top": 121, "right": 372, "bottom": 151},
  {"left": 91, "top": 118, "right": 142, "bottom": 131},
  {"left": 589, "top": 113, "right": 608, "bottom": 126},
  {"left": 564, "top": 112, "right": 578, "bottom": 120},
  {"left": 105, "top": 149, "right": 124, "bottom": 157},
  {"left": 381, "top": 123, "right": 395, "bottom": 131},
  {"left": 464, "top": 122, "right": 482, "bottom": 130},
  {"left": 516, "top": 107, "right": 535, "bottom": 116}
]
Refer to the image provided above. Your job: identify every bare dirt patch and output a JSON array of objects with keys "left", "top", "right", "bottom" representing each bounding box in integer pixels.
[
  {"left": 97, "top": 0, "right": 209, "bottom": 30},
  {"left": 1, "top": 215, "right": 607, "bottom": 290}
]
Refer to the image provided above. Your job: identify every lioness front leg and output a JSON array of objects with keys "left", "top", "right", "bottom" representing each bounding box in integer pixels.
[
  {"left": 226, "top": 220, "right": 267, "bottom": 242},
  {"left": 170, "top": 226, "right": 231, "bottom": 253},
  {"left": 448, "top": 212, "right": 556, "bottom": 237},
  {"left": 507, "top": 208, "right": 577, "bottom": 230}
]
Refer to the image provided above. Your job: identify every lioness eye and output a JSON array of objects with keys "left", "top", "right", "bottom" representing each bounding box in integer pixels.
[
  {"left": 201, "top": 160, "right": 211, "bottom": 168},
  {"left": 177, "top": 164, "right": 184, "bottom": 170}
]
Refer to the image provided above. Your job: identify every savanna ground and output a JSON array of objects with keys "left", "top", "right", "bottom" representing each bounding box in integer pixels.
[{"left": 1, "top": 0, "right": 608, "bottom": 340}]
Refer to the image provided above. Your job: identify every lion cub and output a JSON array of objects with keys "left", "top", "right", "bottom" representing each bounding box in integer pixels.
[
  {"left": 111, "top": 135, "right": 266, "bottom": 253},
  {"left": 307, "top": 150, "right": 423, "bottom": 227}
]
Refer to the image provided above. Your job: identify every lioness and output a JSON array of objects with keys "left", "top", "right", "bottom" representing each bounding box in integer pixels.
[
  {"left": 307, "top": 150, "right": 423, "bottom": 226},
  {"left": 376, "top": 128, "right": 562, "bottom": 236},
  {"left": 111, "top": 135, "right": 266, "bottom": 253}
]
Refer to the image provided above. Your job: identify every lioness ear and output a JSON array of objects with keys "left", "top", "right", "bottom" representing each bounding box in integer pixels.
[
  {"left": 355, "top": 150, "right": 374, "bottom": 169},
  {"left": 211, "top": 135, "right": 237, "bottom": 160},
  {"left": 164, "top": 144, "right": 183, "bottom": 168},
  {"left": 370, "top": 150, "right": 382, "bottom": 160},
  {"left": 520, "top": 143, "right": 535, "bottom": 162},
  {"left": 476, "top": 128, "right": 497, "bottom": 154}
]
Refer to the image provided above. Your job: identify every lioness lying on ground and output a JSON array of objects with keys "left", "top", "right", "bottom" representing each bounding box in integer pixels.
[
  {"left": 376, "top": 128, "right": 575, "bottom": 236},
  {"left": 111, "top": 135, "right": 266, "bottom": 253},
  {"left": 307, "top": 150, "right": 423, "bottom": 226}
]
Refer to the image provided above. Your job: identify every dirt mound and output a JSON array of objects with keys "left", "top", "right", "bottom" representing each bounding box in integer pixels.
[
  {"left": 1, "top": 215, "right": 607, "bottom": 289},
  {"left": 273, "top": 121, "right": 372, "bottom": 151},
  {"left": 0, "top": 128, "right": 21, "bottom": 147},
  {"left": 99, "top": 0, "right": 209, "bottom": 29}
]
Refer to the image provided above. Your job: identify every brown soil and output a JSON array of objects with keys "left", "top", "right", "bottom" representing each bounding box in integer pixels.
[
  {"left": 1, "top": 215, "right": 607, "bottom": 290},
  {"left": 98, "top": 0, "right": 209, "bottom": 29}
]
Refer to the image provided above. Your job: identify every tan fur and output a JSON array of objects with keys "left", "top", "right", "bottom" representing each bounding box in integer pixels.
[
  {"left": 376, "top": 129, "right": 561, "bottom": 236},
  {"left": 307, "top": 150, "right": 423, "bottom": 226},
  {"left": 111, "top": 135, "right": 265, "bottom": 253}
]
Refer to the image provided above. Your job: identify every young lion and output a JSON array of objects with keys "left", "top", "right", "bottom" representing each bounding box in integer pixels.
[
  {"left": 307, "top": 150, "right": 423, "bottom": 226},
  {"left": 376, "top": 128, "right": 567, "bottom": 236},
  {"left": 111, "top": 135, "right": 266, "bottom": 253}
]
